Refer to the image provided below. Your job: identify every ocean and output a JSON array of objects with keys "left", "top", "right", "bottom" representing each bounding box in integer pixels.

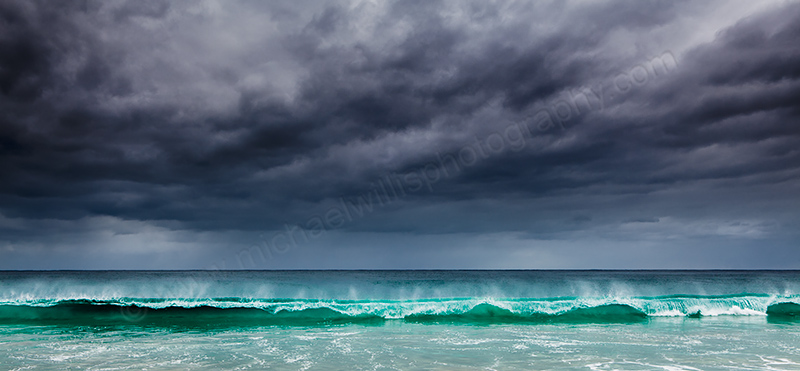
[{"left": 1, "top": 270, "right": 799, "bottom": 370}]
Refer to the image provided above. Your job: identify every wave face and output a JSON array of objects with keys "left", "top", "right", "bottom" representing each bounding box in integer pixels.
[{"left": 1, "top": 270, "right": 799, "bottom": 325}]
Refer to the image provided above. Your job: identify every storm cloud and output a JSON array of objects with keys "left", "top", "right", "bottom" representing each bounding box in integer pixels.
[{"left": 0, "top": 0, "right": 798, "bottom": 269}]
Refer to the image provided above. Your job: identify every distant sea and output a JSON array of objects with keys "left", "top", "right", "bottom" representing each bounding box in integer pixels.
[{"left": 2, "top": 270, "right": 800, "bottom": 370}]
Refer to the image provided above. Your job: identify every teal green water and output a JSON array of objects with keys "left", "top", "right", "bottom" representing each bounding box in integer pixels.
[{"left": 1, "top": 271, "right": 800, "bottom": 369}]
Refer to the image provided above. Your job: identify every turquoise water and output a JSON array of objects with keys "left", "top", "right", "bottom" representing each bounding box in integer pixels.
[{"left": 1, "top": 271, "right": 800, "bottom": 369}]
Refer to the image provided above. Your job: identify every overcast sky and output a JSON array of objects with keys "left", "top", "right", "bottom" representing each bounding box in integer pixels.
[{"left": 1, "top": 0, "right": 799, "bottom": 269}]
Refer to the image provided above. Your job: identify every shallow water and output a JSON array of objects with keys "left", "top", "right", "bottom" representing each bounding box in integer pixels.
[{"left": 2, "top": 270, "right": 799, "bottom": 370}]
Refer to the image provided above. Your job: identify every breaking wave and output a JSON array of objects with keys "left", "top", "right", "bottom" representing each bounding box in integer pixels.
[
  {"left": 1, "top": 295, "right": 798, "bottom": 326},
  {"left": 3, "top": 270, "right": 799, "bottom": 326}
]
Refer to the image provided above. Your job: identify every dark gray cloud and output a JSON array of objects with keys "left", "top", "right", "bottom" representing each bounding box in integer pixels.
[{"left": 0, "top": 0, "right": 798, "bottom": 269}]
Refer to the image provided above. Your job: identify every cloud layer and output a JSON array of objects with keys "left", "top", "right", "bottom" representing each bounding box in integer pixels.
[{"left": 1, "top": 0, "right": 798, "bottom": 269}]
